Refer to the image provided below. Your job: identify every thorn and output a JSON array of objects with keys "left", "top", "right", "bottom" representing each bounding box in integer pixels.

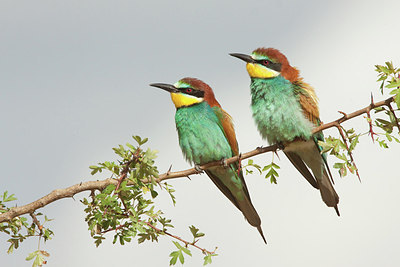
[
  {"left": 356, "top": 169, "right": 361, "bottom": 182},
  {"left": 273, "top": 150, "right": 280, "bottom": 160},
  {"left": 167, "top": 164, "right": 173, "bottom": 175},
  {"left": 186, "top": 176, "right": 191, "bottom": 180},
  {"left": 370, "top": 92, "right": 375, "bottom": 106},
  {"left": 338, "top": 111, "right": 348, "bottom": 119},
  {"left": 256, "top": 145, "right": 264, "bottom": 151}
]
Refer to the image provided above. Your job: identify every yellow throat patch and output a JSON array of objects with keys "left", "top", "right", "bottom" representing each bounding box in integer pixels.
[
  {"left": 170, "top": 93, "right": 203, "bottom": 108},
  {"left": 246, "top": 63, "right": 280, "bottom": 79}
]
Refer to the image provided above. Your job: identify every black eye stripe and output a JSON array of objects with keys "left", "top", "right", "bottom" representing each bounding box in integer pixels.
[
  {"left": 256, "top": 59, "right": 282, "bottom": 72},
  {"left": 178, "top": 87, "right": 204, "bottom": 98}
]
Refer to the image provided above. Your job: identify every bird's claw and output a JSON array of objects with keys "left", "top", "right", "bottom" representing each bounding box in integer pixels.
[
  {"left": 221, "top": 158, "right": 228, "bottom": 168},
  {"left": 276, "top": 142, "right": 285, "bottom": 150},
  {"left": 194, "top": 164, "right": 204, "bottom": 174}
]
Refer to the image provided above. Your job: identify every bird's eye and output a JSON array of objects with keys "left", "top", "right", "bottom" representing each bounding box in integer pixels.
[
  {"left": 262, "top": 60, "right": 270, "bottom": 65},
  {"left": 185, "top": 88, "right": 193, "bottom": 93}
]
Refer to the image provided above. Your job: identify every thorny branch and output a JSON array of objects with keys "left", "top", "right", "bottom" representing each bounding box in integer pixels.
[
  {"left": 30, "top": 213, "right": 43, "bottom": 235},
  {"left": 335, "top": 124, "right": 361, "bottom": 181},
  {"left": 142, "top": 219, "right": 216, "bottom": 255},
  {"left": 0, "top": 96, "right": 397, "bottom": 225},
  {"left": 366, "top": 94, "right": 378, "bottom": 141},
  {"left": 115, "top": 149, "right": 141, "bottom": 192}
]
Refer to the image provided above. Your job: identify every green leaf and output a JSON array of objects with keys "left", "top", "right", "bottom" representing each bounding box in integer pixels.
[
  {"left": 386, "top": 80, "right": 400, "bottom": 89},
  {"left": 386, "top": 61, "right": 394, "bottom": 71},
  {"left": 150, "top": 189, "right": 158, "bottom": 198},
  {"left": 172, "top": 241, "right": 183, "bottom": 250},
  {"left": 169, "top": 251, "right": 179, "bottom": 265},
  {"left": 203, "top": 253, "right": 218, "bottom": 265},
  {"left": 271, "top": 162, "right": 280, "bottom": 169},
  {"left": 25, "top": 250, "right": 37, "bottom": 261},
  {"left": 103, "top": 184, "right": 116, "bottom": 195},
  {"left": 204, "top": 254, "right": 212, "bottom": 265},
  {"left": 2, "top": 191, "right": 17, "bottom": 202},
  {"left": 189, "top": 225, "right": 205, "bottom": 239},
  {"left": 349, "top": 135, "right": 359, "bottom": 151},
  {"left": 178, "top": 250, "right": 184, "bottom": 264}
]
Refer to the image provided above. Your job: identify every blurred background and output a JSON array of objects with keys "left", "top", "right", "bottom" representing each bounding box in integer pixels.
[{"left": 1, "top": 0, "right": 400, "bottom": 266}]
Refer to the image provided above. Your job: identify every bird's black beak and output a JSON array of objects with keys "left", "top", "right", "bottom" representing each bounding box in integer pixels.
[
  {"left": 149, "top": 83, "right": 179, "bottom": 93},
  {"left": 229, "top": 53, "right": 255, "bottom": 63}
]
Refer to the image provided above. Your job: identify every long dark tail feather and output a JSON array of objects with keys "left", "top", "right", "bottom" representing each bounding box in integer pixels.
[
  {"left": 318, "top": 169, "right": 340, "bottom": 216},
  {"left": 284, "top": 151, "right": 319, "bottom": 189},
  {"left": 334, "top": 206, "right": 340, "bottom": 216},
  {"left": 236, "top": 196, "right": 267, "bottom": 244},
  {"left": 257, "top": 226, "right": 267, "bottom": 244},
  {"left": 205, "top": 168, "right": 267, "bottom": 243}
]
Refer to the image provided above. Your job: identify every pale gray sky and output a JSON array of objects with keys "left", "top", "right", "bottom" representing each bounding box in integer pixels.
[{"left": 1, "top": 0, "right": 400, "bottom": 266}]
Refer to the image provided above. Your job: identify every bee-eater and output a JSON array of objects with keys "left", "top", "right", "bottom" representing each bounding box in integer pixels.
[
  {"left": 230, "top": 48, "right": 340, "bottom": 216},
  {"left": 150, "top": 77, "right": 266, "bottom": 243}
]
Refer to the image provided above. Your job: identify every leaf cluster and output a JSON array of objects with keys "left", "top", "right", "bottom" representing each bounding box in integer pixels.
[
  {"left": 83, "top": 136, "right": 213, "bottom": 265},
  {"left": 319, "top": 129, "right": 359, "bottom": 177},
  {"left": 376, "top": 61, "right": 400, "bottom": 108},
  {"left": 243, "top": 159, "right": 280, "bottom": 184},
  {"left": 1, "top": 191, "right": 53, "bottom": 267}
]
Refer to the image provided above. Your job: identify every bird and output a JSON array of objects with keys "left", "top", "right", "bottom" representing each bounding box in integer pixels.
[
  {"left": 150, "top": 77, "right": 267, "bottom": 243},
  {"left": 230, "top": 48, "right": 340, "bottom": 216}
]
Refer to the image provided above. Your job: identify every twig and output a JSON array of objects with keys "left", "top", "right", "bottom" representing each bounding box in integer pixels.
[
  {"left": 100, "top": 222, "right": 130, "bottom": 234},
  {"left": 30, "top": 213, "right": 43, "bottom": 235},
  {"left": 141, "top": 219, "right": 215, "bottom": 255},
  {"left": 386, "top": 101, "right": 400, "bottom": 134},
  {"left": 335, "top": 124, "right": 361, "bottom": 181},
  {"left": 115, "top": 149, "right": 141, "bottom": 192},
  {"left": 312, "top": 96, "right": 394, "bottom": 133},
  {"left": 366, "top": 93, "right": 377, "bottom": 141}
]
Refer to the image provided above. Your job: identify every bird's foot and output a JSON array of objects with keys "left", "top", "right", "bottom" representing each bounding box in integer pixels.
[
  {"left": 276, "top": 142, "right": 285, "bottom": 150},
  {"left": 194, "top": 164, "right": 204, "bottom": 174},
  {"left": 220, "top": 158, "right": 228, "bottom": 168},
  {"left": 237, "top": 153, "right": 243, "bottom": 174},
  {"left": 256, "top": 145, "right": 264, "bottom": 151}
]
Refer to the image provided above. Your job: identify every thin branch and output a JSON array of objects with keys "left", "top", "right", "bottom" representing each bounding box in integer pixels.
[
  {"left": 335, "top": 124, "right": 361, "bottom": 181},
  {"left": 312, "top": 96, "right": 394, "bottom": 133},
  {"left": 366, "top": 93, "right": 377, "bottom": 141},
  {"left": 0, "top": 179, "right": 117, "bottom": 223},
  {"left": 30, "top": 213, "right": 43, "bottom": 235},
  {"left": 141, "top": 219, "right": 216, "bottom": 255},
  {"left": 386, "top": 102, "right": 400, "bottom": 133},
  {"left": 115, "top": 149, "right": 141, "bottom": 192},
  {"left": 0, "top": 96, "right": 395, "bottom": 223}
]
